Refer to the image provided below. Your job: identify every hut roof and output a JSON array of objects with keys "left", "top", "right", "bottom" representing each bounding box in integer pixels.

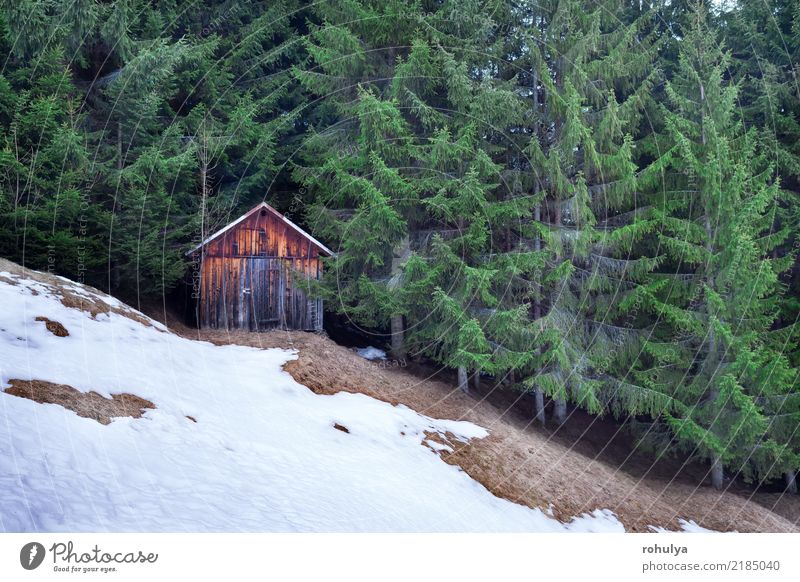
[{"left": 186, "top": 202, "right": 335, "bottom": 257}]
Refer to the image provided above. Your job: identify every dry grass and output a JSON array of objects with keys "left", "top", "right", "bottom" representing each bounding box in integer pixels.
[
  {"left": 158, "top": 321, "right": 800, "bottom": 533},
  {"left": 18, "top": 257, "right": 795, "bottom": 531},
  {"left": 0, "top": 258, "right": 160, "bottom": 329},
  {"left": 34, "top": 316, "right": 69, "bottom": 337},
  {"left": 5, "top": 379, "right": 155, "bottom": 425},
  {"left": 9, "top": 260, "right": 788, "bottom": 532}
]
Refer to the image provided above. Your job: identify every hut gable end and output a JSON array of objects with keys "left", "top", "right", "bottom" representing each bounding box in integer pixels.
[
  {"left": 189, "top": 203, "right": 330, "bottom": 332},
  {"left": 187, "top": 202, "right": 334, "bottom": 259}
]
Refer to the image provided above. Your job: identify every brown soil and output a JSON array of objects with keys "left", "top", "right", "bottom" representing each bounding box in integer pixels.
[
  {"left": 5, "top": 379, "right": 155, "bottom": 425},
  {"left": 333, "top": 423, "right": 350, "bottom": 433},
  {"left": 35, "top": 316, "right": 69, "bottom": 337},
  {"left": 159, "top": 321, "right": 800, "bottom": 533}
]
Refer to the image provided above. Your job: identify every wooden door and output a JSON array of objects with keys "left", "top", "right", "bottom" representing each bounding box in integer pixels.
[
  {"left": 282, "top": 258, "right": 321, "bottom": 330},
  {"left": 246, "top": 258, "right": 282, "bottom": 330}
]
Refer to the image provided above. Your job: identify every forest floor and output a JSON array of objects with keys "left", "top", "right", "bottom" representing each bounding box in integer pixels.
[{"left": 152, "top": 314, "right": 800, "bottom": 533}]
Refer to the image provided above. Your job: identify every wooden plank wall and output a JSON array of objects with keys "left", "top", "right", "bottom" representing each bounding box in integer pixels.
[{"left": 198, "top": 208, "right": 324, "bottom": 331}]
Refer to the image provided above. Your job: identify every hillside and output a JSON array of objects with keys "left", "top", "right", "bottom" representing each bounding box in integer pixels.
[
  {"left": 0, "top": 258, "right": 623, "bottom": 532},
  {"left": 0, "top": 259, "right": 797, "bottom": 533},
  {"left": 2, "top": 1, "right": 799, "bottom": 518},
  {"left": 160, "top": 325, "right": 800, "bottom": 534}
]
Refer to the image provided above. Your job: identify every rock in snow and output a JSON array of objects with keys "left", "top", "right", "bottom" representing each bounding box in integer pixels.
[
  {"left": 355, "top": 346, "right": 387, "bottom": 361},
  {"left": 0, "top": 265, "right": 630, "bottom": 532}
]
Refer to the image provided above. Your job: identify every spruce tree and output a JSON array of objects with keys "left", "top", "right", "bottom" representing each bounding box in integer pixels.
[
  {"left": 494, "top": 0, "right": 662, "bottom": 424},
  {"left": 720, "top": 1, "right": 800, "bottom": 490},
  {"left": 0, "top": 25, "right": 106, "bottom": 281},
  {"left": 634, "top": 2, "right": 796, "bottom": 488},
  {"left": 296, "top": 0, "right": 537, "bottom": 387},
  {"left": 1, "top": 1, "right": 305, "bottom": 295},
  {"left": 85, "top": 1, "right": 302, "bottom": 296}
]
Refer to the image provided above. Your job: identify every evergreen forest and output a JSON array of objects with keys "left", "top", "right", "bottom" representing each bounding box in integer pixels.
[{"left": 1, "top": 0, "right": 799, "bottom": 492}]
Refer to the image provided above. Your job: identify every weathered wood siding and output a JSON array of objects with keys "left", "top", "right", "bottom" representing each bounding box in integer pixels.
[{"left": 198, "top": 208, "right": 324, "bottom": 331}]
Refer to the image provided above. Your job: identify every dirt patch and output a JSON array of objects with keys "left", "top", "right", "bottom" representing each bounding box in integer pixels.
[
  {"left": 158, "top": 324, "right": 800, "bottom": 533},
  {"left": 333, "top": 422, "right": 350, "bottom": 433},
  {"left": 5, "top": 379, "right": 155, "bottom": 425},
  {"left": 35, "top": 316, "right": 69, "bottom": 337}
]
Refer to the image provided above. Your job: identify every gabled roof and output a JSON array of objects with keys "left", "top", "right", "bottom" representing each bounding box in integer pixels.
[{"left": 185, "top": 202, "right": 335, "bottom": 257}]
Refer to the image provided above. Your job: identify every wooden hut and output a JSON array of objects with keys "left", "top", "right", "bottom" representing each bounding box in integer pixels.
[{"left": 186, "top": 202, "right": 334, "bottom": 331}]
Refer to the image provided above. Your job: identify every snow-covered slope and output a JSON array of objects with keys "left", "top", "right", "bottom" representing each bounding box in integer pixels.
[{"left": 0, "top": 263, "right": 625, "bottom": 532}]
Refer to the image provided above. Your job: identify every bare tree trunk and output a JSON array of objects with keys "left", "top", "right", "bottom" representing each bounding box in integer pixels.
[
  {"left": 388, "top": 237, "right": 410, "bottom": 358},
  {"left": 786, "top": 471, "right": 798, "bottom": 495},
  {"left": 196, "top": 261, "right": 203, "bottom": 328},
  {"left": 533, "top": 390, "right": 545, "bottom": 426},
  {"left": 110, "top": 121, "right": 125, "bottom": 291},
  {"left": 117, "top": 122, "right": 123, "bottom": 171},
  {"left": 710, "top": 455, "right": 724, "bottom": 490},
  {"left": 533, "top": 202, "right": 545, "bottom": 426},
  {"left": 472, "top": 371, "right": 481, "bottom": 392},
  {"left": 199, "top": 147, "right": 208, "bottom": 244},
  {"left": 390, "top": 315, "right": 405, "bottom": 359},
  {"left": 457, "top": 366, "right": 469, "bottom": 394},
  {"left": 198, "top": 154, "right": 209, "bottom": 329},
  {"left": 553, "top": 399, "right": 567, "bottom": 424},
  {"left": 551, "top": 203, "right": 566, "bottom": 424},
  {"left": 699, "top": 79, "right": 706, "bottom": 146},
  {"left": 196, "top": 122, "right": 211, "bottom": 330},
  {"left": 705, "top": 280, "right": 723, "bottom": 492},
  {"left": 702, "top": 174, "right": 726, "bottom": 491}
]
